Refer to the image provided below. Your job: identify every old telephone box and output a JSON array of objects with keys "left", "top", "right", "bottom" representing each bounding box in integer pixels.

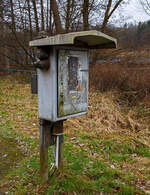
[
  {"left": 30, "top": 31, "right": 117, "bottom": 122},
  {"left": 29, "top": 31, "right": 117, "bottom": 180}
]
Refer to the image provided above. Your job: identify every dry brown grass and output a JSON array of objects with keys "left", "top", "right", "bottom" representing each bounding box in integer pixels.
[
  {"left": 65, "top": 90, "right": 150, "bottom": 147},
  {"left": 90, "top": 48, "right": 150, "bottom": 105}
]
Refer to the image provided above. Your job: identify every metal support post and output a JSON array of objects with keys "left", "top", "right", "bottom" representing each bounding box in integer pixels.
[
  {"left": 40, "top": 119, "right": 51, "bottom": 182},
  {"left": 40, "top": 120, "right": 63, "bottom": 182},
  {"left": 53, "top": 121, "right": 64, "bottom": 168}
]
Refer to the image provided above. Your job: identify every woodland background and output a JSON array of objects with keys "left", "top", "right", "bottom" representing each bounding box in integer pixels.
[
  {"left": 1, "top": 0, "right": 150, "bottom": 98},
  {"left": 0, "top": 0, "right": 149, "bottom": 68}
]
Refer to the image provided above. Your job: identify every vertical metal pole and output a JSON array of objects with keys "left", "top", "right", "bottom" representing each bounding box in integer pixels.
[
  {"left": 40, "top": 119, "right": 51, "bottom": 182},
  {"left": 53, "top": 121, "right": 63, "bottom": 168},
  {"left": 56, "top": 135, "right": 59, "bottom": 168},
  {"left": 58, "top": 132, "right": 63, "bottom": 168}
]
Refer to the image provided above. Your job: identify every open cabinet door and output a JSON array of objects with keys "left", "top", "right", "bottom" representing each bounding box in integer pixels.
[{"left": 58, "top": 50, "right": 89, "bottom": 117}]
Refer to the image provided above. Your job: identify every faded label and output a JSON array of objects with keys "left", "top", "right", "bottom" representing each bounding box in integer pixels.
[{"left": 68, "top": 56, "right": 78, "bottom": 91}]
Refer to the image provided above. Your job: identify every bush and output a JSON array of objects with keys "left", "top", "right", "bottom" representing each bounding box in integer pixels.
[{"left": 89, "top": 61, "right": 150, "bottom": 104}]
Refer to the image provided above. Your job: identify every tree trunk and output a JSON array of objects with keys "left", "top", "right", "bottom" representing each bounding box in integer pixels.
[
  {"left": 65, "top": 0, "right": 71, "bottom": 33},
  {"left": 0, "top": 0, "right": 9, "bottom": 68},
  {"left": 18, "top": 0, "right": 25, "bottom": 30},
  {"left": 32, "top": 0, "right": 39, "bottom": 32},
  {"left": 27, "top": 0, "right": 33, "bottom": 40},
  {"left": 49, "top": 6, "right": 53, "bottom": 34},
  {"left": 50, "top": 0, "right": 63, "bottom": 34},
  {"left": 82, "top": 0, "right": 89, "bottom": 31},
  {"left": 10, "top": 0, "right": 16, "bottom": 32},
  {"left": 40, "top": 0, "right": 45, "bottom": 31},
  {"left": 101, "top": 0, "right": 123, "bottom": 32},
  {"left": 46, "top": 0, "right": 49, "bottom": 31}
]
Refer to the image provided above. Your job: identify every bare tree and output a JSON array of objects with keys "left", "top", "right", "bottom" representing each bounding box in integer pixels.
[
  {"left": 26, "top": 0, "right": 33, "bottom": 40},
  {"left": 82, "top": 0, "right": 90, "bottom": 30},
  {"left": 10, "top": 0, "right": 16, "bottom": 31},
  {"left": 139, "top": 0, "right": 150, "bottom": 16},
  {"left": 50, "top": 0, "right": 63, "bottom": 34},
  {"left": 46, "top": 0, "right": 49, "bottom": 31},
  {"left": 65, "top": 0, "right": 71, "bottom": 32},
  {"left": 101, "top": 0, "right": 124, "bottom": 32},
  {"left": 40, "top": 0, "right": 45, "bottom": 31},
  {"left": 0, "top": 0, "right": 9, "bottom": 67},
  {"left": 0, "top": 0, "right": 129, "bottom": 69},
  {"left": 31, "top": 0, "right": 39, "bottom": 32}
]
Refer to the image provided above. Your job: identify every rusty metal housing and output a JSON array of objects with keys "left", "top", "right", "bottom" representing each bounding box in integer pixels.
[{"left": 29, "top": 31, "right": 117, "bottom": 121}]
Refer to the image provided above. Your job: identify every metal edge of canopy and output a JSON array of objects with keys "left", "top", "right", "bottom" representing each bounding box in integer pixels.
[{"left": 29, "top": 30, "right": 117, "bottom": 49}]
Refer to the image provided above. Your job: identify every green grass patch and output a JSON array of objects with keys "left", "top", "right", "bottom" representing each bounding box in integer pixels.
[{"left": 0, "top": 75, "right": 149, "bottom": 194}]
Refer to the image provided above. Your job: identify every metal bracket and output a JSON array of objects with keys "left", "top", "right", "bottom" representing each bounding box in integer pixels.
[
  {"left": 52, "top": 133, "right": 64, "bottom": 144},
  {"left": 39, "top": 120, "right": 55, "bottom": 146}
]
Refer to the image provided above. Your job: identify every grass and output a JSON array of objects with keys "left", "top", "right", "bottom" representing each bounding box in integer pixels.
[
  {"left": 90, "top": 48, "right": 150, "bottom": 107},
  {"left": 0, "top": 74, "right": 150, "bottom": 194}
]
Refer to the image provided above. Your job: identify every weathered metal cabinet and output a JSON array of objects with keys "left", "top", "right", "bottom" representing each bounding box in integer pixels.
[
  {"left": 38, "top": 47, "right": 89, "bottom": 121},
  {"left": 30, "top": 31, "right": 117, "bottom": 122}
]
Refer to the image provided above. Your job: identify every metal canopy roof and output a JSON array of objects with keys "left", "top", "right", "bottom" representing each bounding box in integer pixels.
[{"left": 29, "top": 30, "right": 117, "bottom": 49}]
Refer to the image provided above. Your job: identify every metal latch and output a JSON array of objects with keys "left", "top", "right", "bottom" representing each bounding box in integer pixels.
[{"left": 80, "top": 69, "right": 89, "bottom": 72}]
